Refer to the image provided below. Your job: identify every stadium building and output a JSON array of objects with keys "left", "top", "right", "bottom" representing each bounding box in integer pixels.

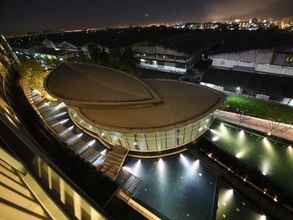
[{"left": 45, "top": 63, "right": 224, "bottom": 155}]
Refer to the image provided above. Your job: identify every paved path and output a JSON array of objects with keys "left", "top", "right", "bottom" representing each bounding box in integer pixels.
[{"left": 215, "top": 110, "right": 293, "bottom": 142}]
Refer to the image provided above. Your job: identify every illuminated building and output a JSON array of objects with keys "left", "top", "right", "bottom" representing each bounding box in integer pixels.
[
  {"left": 45, "top": 63, "right": 224, "bottom": 155},
  {"left": 132, "top": 43, "right": 196, "bottom": 74}
]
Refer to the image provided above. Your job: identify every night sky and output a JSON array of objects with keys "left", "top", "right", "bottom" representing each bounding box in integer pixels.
[{"left": 1, "top": 0, "right": 293, "bottom": 35}]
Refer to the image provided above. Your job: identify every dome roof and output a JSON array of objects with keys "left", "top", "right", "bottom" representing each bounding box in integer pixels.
[
  {"left": 45, "top": 63, "right": 161, "bottom": 107},
  {"left": 45, "top": 63, "right": 225, "bottom": 132}
]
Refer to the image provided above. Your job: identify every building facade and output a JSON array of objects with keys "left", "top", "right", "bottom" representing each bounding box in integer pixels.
[
  {"left": 45, "top": 63, "right": 224, "bottom": 155},
  {"left": 69, "top": 107, "right": 214, "bottom": 152},
  {"left": 211, "top": 48, "right": 293, "bottom": 77},
  {"left": 133, "top": 45, "right": 195, "bottom": 74}
]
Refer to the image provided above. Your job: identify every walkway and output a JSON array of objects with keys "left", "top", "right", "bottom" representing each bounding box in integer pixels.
[{"left": 215, "top": 110, "right": 293, "bottom": 142}]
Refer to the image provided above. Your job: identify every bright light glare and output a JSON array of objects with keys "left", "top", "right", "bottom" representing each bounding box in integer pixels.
[
  {"left": 259, "top": 214, "right": 267, "bottom": 220},
  {"left": 53, "top": 102, "right": 66, "bottom": 111},
  {"left": 52, "top": 118, "right": 69, "bottom": 127},
  {"left": 262, "top": 137, "right": 274, "bottom": 154},
  {"left": 77, "top": 140, "right": 95, "bottom": 154},
  {"left": 123, "top": 166, "right": 133, "bottom": 174},
  {"left": 132, "top": 160, "right": 142, "bottom": 175},
  {"left": 100, "top": 149, "right": 107, "bottom": 155},
  {"left": 5, "top": 114, "right": 18, "bottom": 127},
  {"left": 192, "top": 160, "right": 200, "bottom": 170},
  {"left": 212, "top": 136, "right": 219, "bottom": 142},
  {"left": 235, "top": 151, "right": 245, "bottom": 159},
  {"left": 180, "top": 154, "right": 190, "bottom": 167},
  {"left": 47, "top": 111, "right": 67, "bottom": 120},
  {"left": 66, "top": 133, "right": 83, "bottom": 145},
  {"left": 88, "top": 139, "right": 96, "bottom": 146},
  {"left": 59, "top": 125, "right": 74, "bottom": 136},
  {"left": 210, "top": 129, "right": 218, "bottom": 134},
  {"left": 222, "top": 189, "right": 234, "bottom": 202},
  {"left": 39, "top": 102, "right": 49, "bottom": 109},
  {"left": 288, "top": 145, "right": 292, "bottom": 154},
  {"left": 261, "top": 160, "right": 270, "bottom": 176},
  {"left": 122, "top": 160, "right": 142, "bottom": 176},
  {"left": 158, "top": 158, "right": 165, "bottom": 171},
  {"left": 239, "top": 130, "right": 245, "bottom": 139}
]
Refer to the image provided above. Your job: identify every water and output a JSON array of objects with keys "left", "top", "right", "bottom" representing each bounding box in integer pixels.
[
  {"left": 118, "top": 150, "right": 270, "bottom": 220},
  {"left": 206, "top": 121, "right": 293, "bottom": 198}
]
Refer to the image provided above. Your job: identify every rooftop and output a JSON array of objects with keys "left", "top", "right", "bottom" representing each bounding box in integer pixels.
[{"left": 45, "top": 63, "right": 224, "bottom": 132}]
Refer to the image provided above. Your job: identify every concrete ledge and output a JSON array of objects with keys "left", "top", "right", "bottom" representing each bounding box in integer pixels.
[
  {"left": 20, "top": 172, "right": 69, "bottom": 220},
  {"left": 117, "top": 189, "right": 161, "bottom": 220}
]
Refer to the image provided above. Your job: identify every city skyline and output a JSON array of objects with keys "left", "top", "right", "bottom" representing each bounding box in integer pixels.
[{"left": 1, "top": 0, "right": 293, "bottom": 34}]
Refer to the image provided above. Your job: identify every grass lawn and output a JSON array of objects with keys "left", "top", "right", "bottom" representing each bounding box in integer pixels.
[{"left": 223, "top": 95, "right": 293, "bottom": 125}]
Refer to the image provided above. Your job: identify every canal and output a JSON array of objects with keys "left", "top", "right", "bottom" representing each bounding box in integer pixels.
[
  {"left": 206, "top": 121, "right": 293, "bottom": 200},
  {"left": 118, "top": 149, "right": 271, "bottom": 220}
]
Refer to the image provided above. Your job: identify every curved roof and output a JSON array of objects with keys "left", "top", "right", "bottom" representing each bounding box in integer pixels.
[
  {"left": 46, "top": 63, "right": 224, "bottom": 132},
  {"left": 45, "top": 63, "right": 161, "bottom": 106}
]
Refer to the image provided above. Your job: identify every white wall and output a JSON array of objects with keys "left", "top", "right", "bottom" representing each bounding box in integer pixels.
[{"left": 212, "top": 58, "right": 293, "bottom": 77}]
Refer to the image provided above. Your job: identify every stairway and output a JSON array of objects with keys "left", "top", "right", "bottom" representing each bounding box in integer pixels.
[{"left": 99, "top": 145, "right": 128, "bottom": 181}]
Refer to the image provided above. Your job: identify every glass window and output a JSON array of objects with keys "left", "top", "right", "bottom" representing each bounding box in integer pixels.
[
  {"left": 145, "top": 133, "right": 157, "bottom": 151},
  {"left": 166, "top": 129, "right": 176, "bottom": 149}
]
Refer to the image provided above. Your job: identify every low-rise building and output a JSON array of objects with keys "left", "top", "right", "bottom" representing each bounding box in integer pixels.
[
  {"left": 211, "top": 48, "right": 293, "bottom": 77},
  {"left": 133, "top": 44, "right": 196, "bottom": 74}
]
